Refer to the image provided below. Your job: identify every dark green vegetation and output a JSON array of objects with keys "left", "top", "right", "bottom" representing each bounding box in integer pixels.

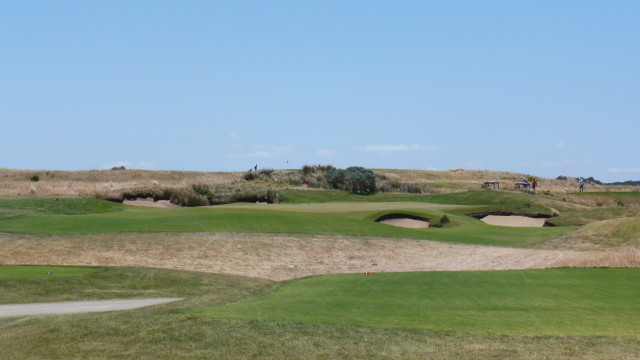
[{"left": 201, "top": 269, "right": 640, "bottom": 337}]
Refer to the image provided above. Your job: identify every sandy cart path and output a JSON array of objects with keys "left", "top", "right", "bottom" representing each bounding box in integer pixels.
[{"left": 0, "top": 298, "right": 181, "bottom": 318}]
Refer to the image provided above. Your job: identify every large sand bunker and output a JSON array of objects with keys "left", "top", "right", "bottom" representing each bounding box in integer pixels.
[{"left": 481, "top": 215, "right": 546, "bottom": 227}]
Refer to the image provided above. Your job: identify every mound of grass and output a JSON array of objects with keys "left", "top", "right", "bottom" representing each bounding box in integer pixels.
[
  {"left": 0, "top": 265, "right": 101, "bottom": 281},
  {"left": 200, "top": 268, "right": 640, "bottom": 337},
  {"left": 0, "top": 266, "right": 272, "bottom": 304},
  {"left": 0, "top": 205, "right": 572, "bottom": 246},
  {"left": 0, "top": 198, "right": 123, "bottom": 216}
]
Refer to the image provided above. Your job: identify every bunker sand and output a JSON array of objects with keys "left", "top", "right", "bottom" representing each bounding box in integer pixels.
[
  {"left": 480, "top": 215, "right": 547, "bottom": 227},
  {"left": 0, "top": 233, "right": 610, "bottom": 281}
]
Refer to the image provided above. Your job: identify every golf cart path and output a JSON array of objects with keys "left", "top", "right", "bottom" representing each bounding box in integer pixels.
[{"left": 0, "top": 298, "right": 181, "bottom": 318}]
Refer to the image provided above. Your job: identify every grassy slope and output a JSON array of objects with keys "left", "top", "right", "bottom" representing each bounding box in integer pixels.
[
  {"left": 0, "top": 266, "right": 272, "bottom": 304},
  {"left": 199, "top": 268, "right": 640, "bottom": 337},
  {"left": 1, "top": 266, "right": 639, "bottom": 359},
  {"left": 0, "top": 198, "right": 572, "bottom": 246},
  {"left": 0, "top": 265, "right": 101, "bottom": 281}
]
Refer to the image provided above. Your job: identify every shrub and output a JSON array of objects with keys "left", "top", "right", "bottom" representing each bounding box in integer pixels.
[
  {"left": 302, "top": 164, "right": 334, "bottom": 175},
  {"left": 170, "top": 190, "right": 209, "bottom": 207},
  {"left": 344, "top": 166, "right": 376, "bottom": 195},
  {"left": 325, "top": 168, "right": 346, "bottom": 189},
  {"left": 29, "top": 175, "right": 40, "bottom": 182},
  {"left": 243, "top": 171, "right": 258, "bottom": 181},
  {"left": 258, "top": 168, "right": 274, "bottom": 179},
  {"left": 192, "top": 184, "right": 213, "bottom": 201}
]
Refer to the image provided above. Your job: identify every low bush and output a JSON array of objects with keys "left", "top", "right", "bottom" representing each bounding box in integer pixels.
[
  {"left": 325, "top": 168, "right": 346, "bottom": 189},
  {"left": 29, "top": 175, "right": 40, "bottom": 182},
  {"left": 376, "top": 179, "right": 429, "bottom": 194},
  {"left": 301, "top": 164, "right": 334, "bottom": 175},
  {"left": 243, "top": 171, "right": 258, "bottom": 181},
  {"left": 345, "top": 166, "right": 376, "bottom": 195}
]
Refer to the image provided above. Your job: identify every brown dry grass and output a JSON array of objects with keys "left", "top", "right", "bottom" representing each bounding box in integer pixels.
[
  {"left": 0, "top": 232, "right": 616, "bottom": 281},
  {"left": 0, "top": 168, "right": 241, "bottom": 197},
  {"left": 375, "top": 168, "right": 638, "bottom": 194},
  {"left": 3, "top": 167, "right": 636, "bottom": 198}
]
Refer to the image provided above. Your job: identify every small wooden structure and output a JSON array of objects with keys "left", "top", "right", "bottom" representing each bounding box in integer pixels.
[
  {"left": 482, "top": 181, "right": 500, "bottom": 189},
  {"left": 514, "top": 182, "right": 530, "bottom": 190}
]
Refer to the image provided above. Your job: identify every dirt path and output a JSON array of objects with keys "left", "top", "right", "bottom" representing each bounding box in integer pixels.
[
  {"left": 0, "top": 233, "right": 600, "bottom": 281},
  {"left": 0, "top": 298, "right": 182, "bottom": 318}
]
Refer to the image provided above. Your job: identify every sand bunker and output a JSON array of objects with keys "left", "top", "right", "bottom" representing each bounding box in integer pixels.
[
  {"left": 379, "top": 218, "right": 429, "bottom": 228},
  {"left": 481, "top": 215, "right": 546, "bottom": 227},
  {"left": 376, "top": 213, "right": 429, "bottom": 229},
  {"left": 123, "top": 198, "right": 181, "bottom": 208}
]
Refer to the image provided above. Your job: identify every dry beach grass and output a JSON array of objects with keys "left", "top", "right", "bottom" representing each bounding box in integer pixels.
[
  {"left": 0, "top": 232, "right": 633, "bottom": 281},
  {"left": 2, "top": 167, "right": 636, "bottom": 199}
]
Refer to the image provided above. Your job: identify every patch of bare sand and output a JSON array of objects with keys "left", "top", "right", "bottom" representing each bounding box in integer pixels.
[
  {"left": 379, "top": 218, "right": 429, "bottom": 228},
  {"left": 0, "top": 233, "right": 608, "bottom": 281},
  {"left": 481, "top": 215, "right": 546, "bottom": 227},
  {"left": 123, "top": 198, "right": 181, "bottom": 208}
]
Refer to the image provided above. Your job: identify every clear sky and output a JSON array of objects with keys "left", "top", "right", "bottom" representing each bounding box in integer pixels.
[{"left": 1, "top": 1, "right": 638, "bottom": 182}]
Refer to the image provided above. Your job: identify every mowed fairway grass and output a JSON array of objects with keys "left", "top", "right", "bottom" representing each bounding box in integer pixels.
[
  {"left": 200, "top": 268, "right": 640, "bottom": 337},
  {"left": 0, "top": 197, "right": 572, "bottom": 246}
]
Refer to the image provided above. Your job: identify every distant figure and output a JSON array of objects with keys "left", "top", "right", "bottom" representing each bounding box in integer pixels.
[
  {"left": 579, "top": 177, "right": 584, "bottom": 192},
  {"left": 532, "top": 179, "right": 537, "bottom": 192},
  {"left": 254, "top": 164, "right": 258, "bottom": 171}
]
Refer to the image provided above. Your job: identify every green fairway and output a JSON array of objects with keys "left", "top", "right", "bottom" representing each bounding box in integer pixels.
[
  {"left": 0, "top": 198, "right": 572, "bottom": 246},
  {"left": 200, "top": 268, "right": 640, "bottom": 337},
  {"left": 0, "top": 265, "right": 102, "bottom": 281}
]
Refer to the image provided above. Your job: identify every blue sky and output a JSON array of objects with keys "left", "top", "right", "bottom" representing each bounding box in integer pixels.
[{"left": 1, "top": 1, "right": 638, "bottom": 182}]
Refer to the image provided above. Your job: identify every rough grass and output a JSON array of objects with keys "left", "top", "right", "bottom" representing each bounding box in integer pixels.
[
  {"left": 1, "top": 267, "right": 639, "bottom": 359},
  {"left": 3, "top": 312, "right": 640, "bottom": 359},
  {"left": 0, "top": 266, "right": 272, "bottom": 304},
  {"left": 0, "top": 265, "right": 101, "bottom": 281},
  {"left": 546, "top": 217, "right": 640, "bottom": 248}
]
